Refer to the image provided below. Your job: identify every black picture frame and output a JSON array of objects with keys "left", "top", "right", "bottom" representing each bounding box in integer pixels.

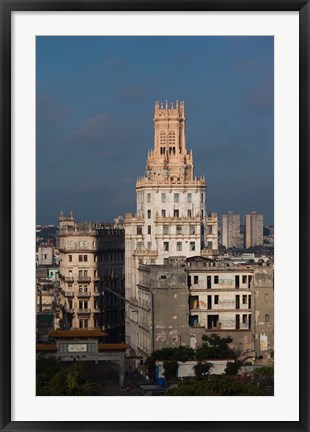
[{"left": 1, "top": 1, "right": 309, "bottom": 431}]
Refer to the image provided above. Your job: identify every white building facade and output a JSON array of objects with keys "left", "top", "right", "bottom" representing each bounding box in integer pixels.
[{"left": 124, "top": 100, "right": 218, "bottom": 359}]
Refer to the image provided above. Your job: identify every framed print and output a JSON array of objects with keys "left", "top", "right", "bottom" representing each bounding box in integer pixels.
[{"left": 1, "top": 1, "right": 309, "bottom": 431}]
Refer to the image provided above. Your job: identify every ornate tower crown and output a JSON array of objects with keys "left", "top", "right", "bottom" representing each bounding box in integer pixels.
[{"left": 146, "top": 100, "right": 194, "bottom": 183}]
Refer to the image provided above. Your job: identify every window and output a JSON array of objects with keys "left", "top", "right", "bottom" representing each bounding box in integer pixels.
[
  {"left": 147, "top": 242, "right": 152, "bottom": 250},
  {"left": 174, "top": 193, "right": 179, "bottom": 203},
  {"left": 79, "top": 255, "right": 83, "bottom": 262},
  {"left": 147, "top": 225, "right": 151, "bottom": 234},
  {"left": 161, "top": 209, "right": 166, "bottom": 217},
  {"left": 84, "top": 255, "right": 87, "bottom": 262},
  {"left": 187, "top": 210, "right": 192, "bottom": 217},
  {"left": 68, "top": 300, "right": 72, "bottom": 309},
  {"left": 94, "top": 255, "right": 97, "bottom": 262},
  {"left": 242, "top": 295, "right": 247, "bottom": 304},
  {"left": 174, "top": 209, "right": 179, "bottom": 217},
  {"left": 189, "top": 225, "right": 195, "bottom": 235},
  {"left": 214, "top": 295, "right": 219, "bottom": 304},
  {"left": 265, "top": 314, "right": 270, "bottom": 322},
  {"left": 94, "top": 270, "right": 97, "bottom": 277},
  {"left": 68, "top": 255, "right": 72, "bottom": 262},
  {"left": 161, "top": 275, "right": 166, "bottom": 279},
  {"left": 79, "top": 285, "right": 83, "bottom": 292},
  {"left": 201, "top": 210, "right": 204, "bottom": 218},
  {"left": 137, "top": 242, "right": 143, "bottom": 250},
  {"left": 147, "top": 193, "right": 151, "bottom": 203},
  {"left": 176, "top": 242, "right": 182, "bottom": 251},
  {"left": 164, "top": 242, "right": 169, "bottom": 251},
  {"left": 84, "top": 285, "right": 88, "bottom": 292},
  {"left": 147, "top": 210, "right": 151, "bottom": 219},
  {"left": 190, "top": 242, "right": 195, "bottom": 251},
  {"left": 83, "top": 270, "right": 87, "bottom": 277},
  {"left": 201, "top": 193, "right": 204, "bottom": 203},
  {"left": 242, "top": 314, "right": 247, "bottom": 324},
  {"left": 214, "top": 275, "right": 219, "bottom": 284},
  {"left": 176, "top": 225, "right": 182, "bottom": 235},
  {"left": 194, "top": 276, "right": 198, "bottom": 284},
  {"left": 187, "top": 193, "right": 192, "bottom": 203},
  {"left": 242, "top": 275, "right": 247, "bottom": 284},
  {"left": 161, "top": 193, "right": 166, "bottom": 203},
  {"left": 163, "top": 225, "right": 169, "bottom": 235},
  {"left": 137, "top": 226, "right": 142, "bottom": 235}
]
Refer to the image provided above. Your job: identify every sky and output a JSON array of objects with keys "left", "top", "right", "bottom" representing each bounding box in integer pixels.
[{"left": 36, "top": 36, "right": 274, "bottom": 226}]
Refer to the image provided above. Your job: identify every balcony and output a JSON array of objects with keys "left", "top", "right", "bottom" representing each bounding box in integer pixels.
[
  {"left": 65, "top": 277, "right": 74, "bottom": 283},
  {"left": 77, "top": 292, "right": 91, "bottom": 298},
  {"left": 77, "top": 309, "right": 91, "bottom": 315},
  {"left": 133, "top": 249, "right": 158, "bottom": 257},
  {"left": 64, "top": 307, "right": 74, "bottom": 314},
  {"left": 77, "top": 276, "right": 91, "bottom": 283},
  {"left": 65, "top": 291, "right": 74, "bottom": 298}
]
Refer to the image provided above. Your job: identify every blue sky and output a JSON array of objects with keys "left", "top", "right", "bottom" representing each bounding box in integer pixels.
[{"left": 36, "top": 36, "right": 274, "bottom": 226}]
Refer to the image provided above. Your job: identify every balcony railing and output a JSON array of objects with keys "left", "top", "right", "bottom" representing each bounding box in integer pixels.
[
  {"left": 77, "top": 276, "right": 91, "bottom": 283},
  {"left": 65, "top": 291, "right": 74, "bottom": 298},
  {"left": 65, "top": 277, "right": 74, "bottom": 283},
  {"left": 77, "top": 309, "right": 91, "bottom": 315},
  {"left": 77, "top": 292, "right": 91, "bottom": 298}
]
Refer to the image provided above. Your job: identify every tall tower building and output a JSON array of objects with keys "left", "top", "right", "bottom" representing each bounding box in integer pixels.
[
  {"left": 244, "top": 211, "right": 264, "bottom": 249},
  {"left": 124, "top": 100, "right": 217, "bottom": 359},
  {"left": 220, "top": 211, "right": 241, "bottom": 248}
]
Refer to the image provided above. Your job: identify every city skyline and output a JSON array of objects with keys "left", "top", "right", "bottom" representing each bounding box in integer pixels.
[{"left": 36, "top": 36, "right": 274, "bottom": 225}]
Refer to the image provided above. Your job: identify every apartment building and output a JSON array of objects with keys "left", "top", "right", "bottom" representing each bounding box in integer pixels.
[
  {"left": 58, "top": 212, "right": 125, "bottom": 341},
  {"left": 244, "top": 211, "right": 264, "bottom": 248},
  {"left": 220, "top": 211, "right": 241, "bottom": 248}
]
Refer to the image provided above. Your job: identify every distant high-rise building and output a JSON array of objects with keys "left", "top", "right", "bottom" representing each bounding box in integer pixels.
[
  {"left": 220, "top": 211, "right": 241, "bottom": 248},
  {"left": 244, "top": 211, "right": 263, "bottom": 248}
]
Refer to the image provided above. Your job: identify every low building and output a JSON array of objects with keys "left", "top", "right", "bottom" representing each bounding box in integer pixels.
[{"left": 134, "top": 256, "right": 273, "bottom": 364}]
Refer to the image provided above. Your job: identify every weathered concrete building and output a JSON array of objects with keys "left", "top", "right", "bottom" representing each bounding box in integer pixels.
[
  {"left": 252, "top": 266, "right": 274, "bottom": 363},
  {"left": 58, "top": 212, "right": 125, "bottom": 341},
  {"left": 124, "top": 101, "right": 218, "bottom": 358},
  {"left": 135, "top": 256, "right": 273, "bottom": 362}
]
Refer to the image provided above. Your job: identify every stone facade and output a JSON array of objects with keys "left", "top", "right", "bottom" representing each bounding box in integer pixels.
[
  {"left": 124, "top": 101, "right": 218, "bottom": 359},
  {"left": 58, "top": 212, "right": 125, "bottom": 341}
]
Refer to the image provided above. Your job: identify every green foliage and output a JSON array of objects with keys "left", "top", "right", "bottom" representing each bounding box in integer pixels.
[
  {"left": 196, "top": 334, "right": 236, "bottom": 361},
  {"left": 193, "top": 361, "right": 213, "bottom": 380},
  {"left": 253, "top": 367, "right": 274, "bottom": 396},
  {"left": 36, "top": 359, "right": 99, "bottom": 396},
  {"left": 163, "top": 360, "right": 178, "bottom": 381},
  {"left": 165, "top": 376, "right": 262, "bottom": 396},
  {"left": 253, "top": 367, "right": 274, "bottom": 378},
  {"left": 225, "top": 360, "right": 242, "bottom": 376},
  {"left": 146, "top": 346, "right": 195, "bottom": 382}
]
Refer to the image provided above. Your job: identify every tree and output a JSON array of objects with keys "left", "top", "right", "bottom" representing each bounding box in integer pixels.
[
  {"left": 225, "top": 360, "right": 242, "bottom": 376},
  {"left": 195, "top": 334, "right": 236, "bottom": 361},
  {"left": 165, "top": 376, "right": 262, "bottom": 396},
  {"left": 193, "top": 361, "right": 213, "bottom": 380},
  {"left": 253, "top": 367, "right": 274, "bottom": 396},
  {"left": 163, "top": 360, "right": 178, "bottom": 381}
]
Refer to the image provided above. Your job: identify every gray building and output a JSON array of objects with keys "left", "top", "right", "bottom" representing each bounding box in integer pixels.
[{"left": 220, "top": 211, "right": 241, "bottom": 248}]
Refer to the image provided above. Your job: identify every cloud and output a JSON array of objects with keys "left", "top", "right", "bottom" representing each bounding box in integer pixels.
[
  {"left": 120, "top": 84, "right": 147, "bottom": 102},
  {"left": 245, "top": 79, "right": 274, "bottom": 112},
  {"left": 37, "top": 92, "right": 73, "bottom": 125}
]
